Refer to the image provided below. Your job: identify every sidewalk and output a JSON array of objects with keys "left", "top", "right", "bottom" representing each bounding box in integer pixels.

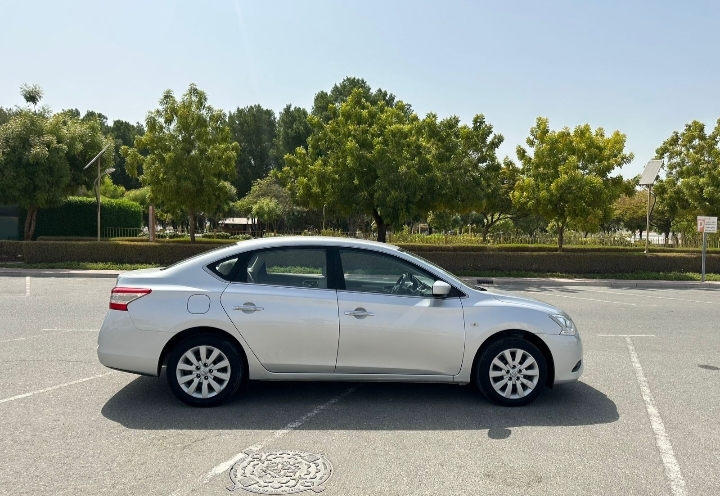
[
  {"left": 2, "top": 267, "right": 719, "bottom": 289},
  {"left": 463, "top": 276, "right": 720, "bottom": 289},
  {"left": 0, "top": 268, "right": 121, "bottom": 278}
]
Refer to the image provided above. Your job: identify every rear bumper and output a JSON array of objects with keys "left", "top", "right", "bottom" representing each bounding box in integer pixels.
[
  {"left": 97, "top": 310, "right": 170, "bottom": 377},
  {"left": 540, "top": 333, "right": 584, "bottom": 384}
]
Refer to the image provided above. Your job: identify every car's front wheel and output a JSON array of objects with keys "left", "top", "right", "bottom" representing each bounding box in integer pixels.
[
  {"left": 476, "top": 337, "right": 548, "bottom": 406},
  {"left": 167, "top": 334, "right": 244, "bottom": 407}
]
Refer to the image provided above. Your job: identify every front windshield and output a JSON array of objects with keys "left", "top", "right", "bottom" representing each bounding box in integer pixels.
[{"left": 398, "top": 248, "right": 470, "bottom": 290}]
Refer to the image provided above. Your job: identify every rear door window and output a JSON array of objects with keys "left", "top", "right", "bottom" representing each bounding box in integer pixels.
[{"left": 235, "top": 248, "right": 330, "bottom": 289}]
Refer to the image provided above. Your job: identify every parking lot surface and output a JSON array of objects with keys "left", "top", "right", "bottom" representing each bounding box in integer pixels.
[{"left": 0, "top": 276, "right": 718, "bottom": 495}]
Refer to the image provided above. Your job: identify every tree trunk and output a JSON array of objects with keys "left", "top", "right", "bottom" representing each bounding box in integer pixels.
[
  {"left": 557, "top": 223, "right": 565, "bottom": 252},
  {"left": 372, "top": 208, "right": 387, "bottom": 243},
  {"left": 189, "top": 211, "right": 196, "bottom": 243},
  {"left": 482, "top": 225, "right": 489, "bottom": 243},
  {"left": 23, "top": 206, "right": 38, "bottom": 241}
]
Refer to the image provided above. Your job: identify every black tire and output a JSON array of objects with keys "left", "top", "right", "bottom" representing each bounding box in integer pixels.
[
  {"left": 167, "top": 334, "right": 244, "bottom": 407},
  {"left": 475, "top": 337, "right": 548, "bottom": 407}
]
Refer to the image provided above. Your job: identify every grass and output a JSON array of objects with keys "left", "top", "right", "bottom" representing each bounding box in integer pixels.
[
  {"left": 0, "top": 262, "right": 159, "bottom": 271},
  {"left": 456, "top": 270, "right": 720, "bottom": 281}
]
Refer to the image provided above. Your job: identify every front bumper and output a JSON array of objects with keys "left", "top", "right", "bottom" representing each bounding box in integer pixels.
[
  {"left": 540, "top": 333, "right": 584, "bottom": 384},
  {"left": 97, "top": 310, "right": 170, "bottom": 376}
]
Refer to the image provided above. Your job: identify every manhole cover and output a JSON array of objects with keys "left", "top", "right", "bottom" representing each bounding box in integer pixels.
[{"left": 228, "top": 450, "right": 332, "bottom": 494}]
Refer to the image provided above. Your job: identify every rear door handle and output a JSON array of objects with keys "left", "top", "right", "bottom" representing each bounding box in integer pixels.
[
  {"left": 234, "top": 302, "right": 264, "bottom": 313},
  {"left": 344, "top": 307, "right": 374, "bottom": 318}
]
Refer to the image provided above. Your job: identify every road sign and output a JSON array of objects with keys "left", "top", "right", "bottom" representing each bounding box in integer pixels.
[{"left": 697, "top": 216, "right": 718, "bottom": 233}]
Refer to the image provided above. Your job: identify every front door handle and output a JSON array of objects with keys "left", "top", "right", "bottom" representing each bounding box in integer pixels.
[
  {"left": 234, "top": 302, "right": 264, "bottom": 314},
  {"left": 344, "top": 307, "right": 374, "bottom": 318}
]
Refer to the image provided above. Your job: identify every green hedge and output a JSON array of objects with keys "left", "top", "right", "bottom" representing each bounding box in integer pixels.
[
  {"left": 0, "top": 240, "right": 23, "bottom": 261},
  {"left": 112, "top": 237, "right": 238, "bottom": 244},
  {"left": 396, "top": 243, "right": 720, "bottom": 254},
  {"left": 22, "top": 241, "right": 221, "bottom": 265},
  {"left": 21, "top": 197, "right": 143, "bottom": 240},
  {"left": 414, "top": 251, "right": 720, "bottom": 274},
  {"left": 13, "top": 240, "right": 720, "bottom": 274}
]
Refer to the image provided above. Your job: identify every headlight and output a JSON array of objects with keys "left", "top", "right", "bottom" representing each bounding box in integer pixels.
[{"left": 550, "top": 314, "right": 577, "bottom": 335}]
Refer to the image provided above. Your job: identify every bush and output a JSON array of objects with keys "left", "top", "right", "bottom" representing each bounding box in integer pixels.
[
  {"left": 396, "top": 243, "right": 720, "bottom": 254},
  {"left": 409, "top": 250, "right": 720, "bottom": 274},
  {"left": 15, "top": 240, "right": 720, "bottom": 274},
  {"left": 0, "top": 240, "right": 23, "bottom": 261},
  {"left": 201, "top": 231, "right": 232, "bottom": 239},
  {"left": 21, "top": 197, "right": 143, "bottom": 240},
  {"left": 110, "top": 237, "right": 237, "bottom": 244},
  {"left": 22, "top": 241, "right": 222, "bottom": 265}
]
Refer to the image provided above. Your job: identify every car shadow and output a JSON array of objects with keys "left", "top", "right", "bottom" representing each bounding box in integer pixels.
[{"left": 101, "top": 375, "right": 618, "bottom": 437}]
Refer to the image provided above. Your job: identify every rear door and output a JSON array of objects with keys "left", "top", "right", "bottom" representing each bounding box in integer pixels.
[
  {"left": 220, "top": 247, "right": 339, "bottom": 373},
  {"left": 334, "top": 248, "right": 465, "bottom": 376}
]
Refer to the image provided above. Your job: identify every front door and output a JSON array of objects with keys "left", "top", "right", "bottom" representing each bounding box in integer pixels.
[
  {"left": 334, "top": 249, "right": 465, "bottom": 376},
  {"left": 221, "top": 247, "right": 339, "bottom": 373}
]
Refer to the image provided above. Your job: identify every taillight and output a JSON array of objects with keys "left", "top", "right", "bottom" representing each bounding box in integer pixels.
[{"left": 110, "top": 287, "right": 151, "bottom": 311}]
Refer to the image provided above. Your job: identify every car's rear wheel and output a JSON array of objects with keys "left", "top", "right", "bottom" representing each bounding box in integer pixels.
[
  {"left": 167, "top": 334, "right": 244, "bottom": 407},
  {"left": 475, "top": 337, "right": 547, "bottom": 406}
]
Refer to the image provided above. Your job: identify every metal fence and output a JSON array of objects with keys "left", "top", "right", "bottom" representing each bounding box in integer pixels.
[{"left": 104, "top": 227, "right": 143, "bottom": 238}]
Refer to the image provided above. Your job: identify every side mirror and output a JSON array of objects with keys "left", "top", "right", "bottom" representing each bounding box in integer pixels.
[{"left": 432, "top": 280, "right": 452, "bottom": 297}]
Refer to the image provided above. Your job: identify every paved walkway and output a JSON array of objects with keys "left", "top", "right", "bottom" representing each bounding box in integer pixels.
[{"left": 1, "top": 267, "right": 719, "bottom": 289}]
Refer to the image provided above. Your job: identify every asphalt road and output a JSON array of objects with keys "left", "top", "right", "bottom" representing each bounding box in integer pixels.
[{"left": 0, "top": 276, "right": 718, "bottom": 495}]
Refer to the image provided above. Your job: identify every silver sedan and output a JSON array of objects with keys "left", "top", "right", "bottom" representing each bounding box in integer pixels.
[{"left": 97, "top": 237, "right": 583, "bottom": 406}]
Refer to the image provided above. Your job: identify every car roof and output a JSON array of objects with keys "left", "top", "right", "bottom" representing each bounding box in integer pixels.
[
  {"left": 165, "top": 236, "right": 401, "bottom": 273},
  {"left": 233, "top": 236, "right": 400, "bottom": 251}
]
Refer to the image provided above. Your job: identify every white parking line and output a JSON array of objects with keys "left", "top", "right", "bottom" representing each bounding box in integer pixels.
[
  {"left": 625, "top": 337, "right": 687, "bottom": 496},
  {"left": 170, "top": 387, "right": 356, "bottom": 496},
  {"left": 597, "top": 334, "right": 656, "bottom": 337},
  {"left": 0, "top": 329, "right": 99, "bottom": 344},
  {"left": 41, "top": 328, "right": 98, "bottom": 332},
  {"left": 25, "top": 277, "right": 30, "bottom": 297},
  {"left": 0, "top": 372, "right": 114, "bottom": 405}
]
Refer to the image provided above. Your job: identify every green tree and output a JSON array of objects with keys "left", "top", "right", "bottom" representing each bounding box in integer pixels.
[
  {"left": 655, "top": 119, "right": 720, "bottom": 216},
  {"left": 427, "top": 210, "right": 457, "bottom": 233},
  {"left": 613, "top": 191, "right": 648, "bottom": 238},
  {"left": 311, "top": 77, "right": 396, "bottom": 123},
  {"left": 228, "top": 105, "right": 277, "bottom": 198},
  {"left": 513, "top": 117, "right": 633, "bottom": 251},
  {"left": 652, "top": 176, "right": 690, "bottom": 245},
  {"left": 121, "top": 84, "right": 240, "bottom": 242},
  {"left": 0, "top": 107, "right": 12, "bottom": 126},
  {"left": 274, "top": 104, "right": 312, "bottom": 159},
  {"left": 0, "top": 87, "right": 111, "bottom": 240},
  {"left": 279, "top": 89, "right": 438, "bottom": 242},
  {"left": 81, "top": 111, "right": 110, "bottom": 133},
  {"left": 252, "top": 197, "right": 282, "bottom": 234},
  {"left": 108, "top": 120, "right": 145, "bottom": 189},
  {"left": 236, "top": 176, "right": 292, "bottom": 213},
  {"left": 20, "top": 83, "right": 43, "bottom": 108},
  {"left": 471, "top": 158, "right": 519, "bottom": 241}
]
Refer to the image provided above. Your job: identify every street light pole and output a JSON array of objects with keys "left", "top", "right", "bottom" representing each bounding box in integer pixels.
[
  {"left": 638, "top": 160, "right": 664, "bottom": 254},
  {"left": 97, "top": 159, "right": 101, "bottom": 241},
  {"left": 83, "top": 144, "right": 112, "bottom": 241},
  {"left": 93, "top": 167, "right": 115, "bottom": 241}
]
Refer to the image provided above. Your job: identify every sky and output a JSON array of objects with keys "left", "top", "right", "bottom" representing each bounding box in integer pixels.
[{"left": 2, "top": 0, "right": 719, "bottom": 178}]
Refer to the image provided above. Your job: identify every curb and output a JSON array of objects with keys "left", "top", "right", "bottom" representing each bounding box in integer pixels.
[
  {"left": 0, "top": 268, "right": 121, "bottom": 278},
  {"left": 462, "top": 276, "right": 720, "bottom": 289}
]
